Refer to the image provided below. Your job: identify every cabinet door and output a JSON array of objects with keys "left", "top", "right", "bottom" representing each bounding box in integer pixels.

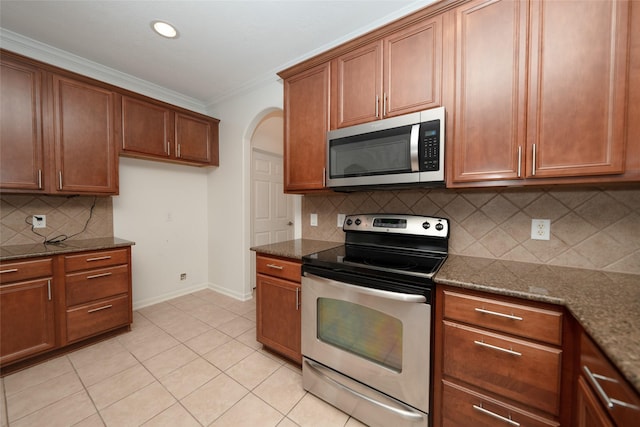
[
  {"left": 0, "top": 57, "right": 45, "bottom": 191},
  {"left": 0, "top": 278, "right": 55, "bottom": 365},
  {"left": 175, "top": 112, "right": 215, "bottom": 164},
  {"left": 527, "top": 0, "right": 629, "bottom": 178},
  {"left": 121, "top": 96, "right": 172, "bottom": 158},
  {"left": 256, "top": 274, "right": 301, "bottom": 363},
  {"left": 384, "top": 16, "right": 442, "bottom": 118},
  {"left": 284, "top": 62, "right": 330, "bottom": 192},
  {"left": 334, "top": 41, "right": 383, "bottom": 128},
  {"left": 51, "top": 75, "right": 118, "bottom": 194},
  {"left": 576, "top": 376, "right": 614, "bottom": 427},
  {"left": 447, "top": 0, "right": 528, "bottom": 183}
]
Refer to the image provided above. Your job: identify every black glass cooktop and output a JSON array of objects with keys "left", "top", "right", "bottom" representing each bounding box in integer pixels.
[{"left": 303, "top": 244, "right": 446, "bottom": 281}]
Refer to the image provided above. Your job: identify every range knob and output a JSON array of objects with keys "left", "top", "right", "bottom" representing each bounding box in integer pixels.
[
  {"left": 422, "top": 221, "right": 431, "bottom": 229},
  {"left": 354, "top": 218, "right": 362, "bottom": 226},
  {"left": 346, "top": 218, "right": 353, "bottom": 226},
  {"left": 435, "top": 223, "right": 444, "bottom": 231}
]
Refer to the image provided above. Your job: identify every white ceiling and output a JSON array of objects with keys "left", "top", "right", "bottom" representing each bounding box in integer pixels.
[{"left": 0, "top": 0, "right": 438, "bottom": 108}]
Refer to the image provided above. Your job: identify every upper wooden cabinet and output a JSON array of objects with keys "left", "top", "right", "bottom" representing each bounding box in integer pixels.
[
  {"left": 1, "top": 52, "right": 119, "bottom": 195},
  {"left": 447, "top": 0, "right": 632, "bottom": 186},
  {"left": 526, "top": 0, "right": 629, "bottom": 179},
  {"left": 333, "top": 16, "right": 442, "bottom": 128},
  {"left": 283, "top": 62, "right": 330, "bottom": 193},
  {"left": 0, "top": 57, "right": 44, "bottom": 191},
  {"left": 51, "top": 74, "right": 119, "bottom": 194},
  {"left": 446, "top": 0, "right": 528, "bottom": 183},
  {"left": 120, "top": 95, "right": 219, "bottom": 167}
]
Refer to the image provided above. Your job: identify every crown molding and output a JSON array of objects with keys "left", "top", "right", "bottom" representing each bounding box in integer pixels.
[{"left": 0, "top": 28, "right": 208, "bottom": 113}]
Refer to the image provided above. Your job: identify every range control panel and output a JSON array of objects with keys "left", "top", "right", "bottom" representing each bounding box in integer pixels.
[{"left": 343, "top": 214, "right": 449, "bottom": 238}]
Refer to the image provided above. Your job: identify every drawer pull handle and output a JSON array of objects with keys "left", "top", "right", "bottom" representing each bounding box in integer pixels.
[
  {"left": 86, "top": 256, "right": 112, "bottom": 262},
  {"left": 266, "top": 264, "right": 284, "bottom": 270},
  {"left": 473, "top": 404, "right": 520, "bottom": 426},
  {"left": 475, "top": 307, "right": 523, "bottom": 321},
  {"left": 584, "top": 365, "right": 640, "bottom": 411},
  {"left": 0, "top": 268, "right": 19, "bottom": 274},
  {"left": 87, "top": 272, "right": 112, "bottom": 279},
  {"left": 474, "top": 340, "right": 522, "bottom": 357},
  {"left": 87, "top": 304, "right": 113, "bottom": 313}
]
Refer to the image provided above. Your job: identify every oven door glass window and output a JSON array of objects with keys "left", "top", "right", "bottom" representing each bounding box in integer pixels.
[{"left": 317, "top": 298, "right": 402, "bottom": 372}]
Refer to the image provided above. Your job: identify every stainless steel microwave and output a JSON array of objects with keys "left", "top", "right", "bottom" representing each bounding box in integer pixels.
[{"left": 326, "top": 107, "right": 445, "bottom": 190}]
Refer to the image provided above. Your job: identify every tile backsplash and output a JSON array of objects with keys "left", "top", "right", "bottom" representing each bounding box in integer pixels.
[
  {"left": 302, "top": 186, "right": 640, "bottom": 275},
  {"left": 0, "top": 195, "right": 113, "bottom": 245}
]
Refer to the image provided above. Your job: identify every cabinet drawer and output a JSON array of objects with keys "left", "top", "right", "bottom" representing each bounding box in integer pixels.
[
  {"left": 0, "top": 258, "right": 53, "bottom": 284},
  {"left": 66, "top": 294, "right": 130, "bottom": 343},
  {"left": 64, "top": 249, "right": 128, "bottom": 272},
  {"left": 442, "top": 380, "right": 559, "bottom": 427},
  {"left": 65, "top": 265, "right": 129, "bottom": 306},
  {"left": 443, "top": 290, "right": 563, "bottom": 345},
  {"left": 256, "top": 255, "right": 301, "bottom": 282},
  {"left": 580, "top": 332, "right": 640, "bottom": 426},
  {"left": 443, "top": 321, "right": 561, "bottom": 415}
]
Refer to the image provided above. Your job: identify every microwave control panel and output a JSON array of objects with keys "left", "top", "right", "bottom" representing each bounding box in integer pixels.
[{"left": 420, "top": 120, "right": 440, "bottom": 172}]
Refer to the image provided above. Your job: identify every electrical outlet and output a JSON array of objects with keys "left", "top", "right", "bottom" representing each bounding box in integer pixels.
[
  {"left": 531, "top": 219, "right": 550, "bottom": 240},
  {"left": 32, "top": 215, "right": 46, "bottom": 229},
  {"left": 337, "top": 213, "right": 346, "bottom": 227},
  {"left": 180, "top": 273, "right": 187, "bottom": 280},
  {"left": 310, "top": 213, "right": 318, "bottom": 227}
]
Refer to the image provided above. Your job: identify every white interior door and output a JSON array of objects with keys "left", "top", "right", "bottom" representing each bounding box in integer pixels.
[{"left": 251, "top": 150, "right": 295, "bottom": 289}]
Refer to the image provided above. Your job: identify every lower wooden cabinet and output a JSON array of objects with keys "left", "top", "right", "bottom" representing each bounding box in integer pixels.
[
  {"left": 434, "top": 286, "right": 566, "bottom": 426},
  {"left": 255, "top": 254, "right": 302, "bottom": 363},
  {"left": 0, "top": 257, "right": 56, "bottom": 365},
  {"left": 576, "top": 331, "right": 640, "bottom": 427},
  {"left": 0, "top": 246, "right": 132, "bottom": 368}
]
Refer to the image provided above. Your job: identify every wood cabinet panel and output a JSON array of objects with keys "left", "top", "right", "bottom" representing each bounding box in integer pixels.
[
  {"left": 442, "top": 379, "right": 559, "bottom": 427},
  {"left": 0, "top": 258, "right": 53, "bottom": 284},
  {"left": 65, "top": 264, "right": 129, "bottom": 307},
  {"left": 576, "top": 376, "right": 615, "bottom": 427},
  {"left": 64, "top": 248, "right": 129, "bottom": 272},
  {"left": 526, "top": 0, "right": 629, "bottom": 178},
  {"left": 51, "top": 74, "right": 118, "bottom": 194},
  {"left": 175, "top": 112, "right": 215, "bottom": 164},
  {"left": 443, "top": 290, "right": 563, "bottom": 346},
  {"left": 447, "top": 0, "right": 528, "bottom": 183},
  {"left": 66, "top": 294, "right": 130, "bottom": 343},
  {"left": 384, "top": 16, "right": 442, "bottom": 118},
  {"left": 335, "top": 41, "right": 382, "bottom": 128},
  {"left": 579, "top": 332, "right": 640, "bottom": 426},
  {"left": 443, "top": 321, "right": 562, "bottom": 415},
  {"left": 256, "top": 254, "right": 301, "bottom": 283},
  {"left": 284, "top": 63, "right": 330, "bottom": 192},
  {"left": 0, "top": 57, "right": 44, "bottom": 191},
  {"left": 121, "top": 95, "right": 171, "bottom": 158},
  {"left": 0, "top": 277, "right": 55, "bottom": 365},
  {"left": 256, "top": 273, "right": 301, "bottom": 363}
]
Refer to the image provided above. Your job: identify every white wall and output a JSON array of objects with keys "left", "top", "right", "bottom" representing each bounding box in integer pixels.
[
  {"left": 206, "top": 80, "right": 284, "bottom": 301},
  {"left": 113, "top": 157, "right": 211, "bottom": 309}
]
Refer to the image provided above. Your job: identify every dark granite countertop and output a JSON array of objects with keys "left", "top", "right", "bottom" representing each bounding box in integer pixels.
[
  {"left": 250, "top": 239, "right": 342, "bottom": 260},
  {"left": 435, "top": 254, "right": 640, "bottom": 394},
  {"left": 0, "top": 237, "right": 135, "bottom": 261}
]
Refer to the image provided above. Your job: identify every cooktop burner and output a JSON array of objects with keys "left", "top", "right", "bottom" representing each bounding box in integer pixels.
[{"left": 303, "top": 214, "right": 449, "bottom": 286}]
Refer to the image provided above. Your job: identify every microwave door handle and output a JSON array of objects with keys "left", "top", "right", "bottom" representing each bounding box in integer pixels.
[{"left": 410, "top": 124, "right": 420, "bottom": 172}]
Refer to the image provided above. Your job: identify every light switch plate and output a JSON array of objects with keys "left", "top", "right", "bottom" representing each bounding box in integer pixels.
[
  {"left": 310, "top": 213, "right": 318, "bottom": 227},
  {"left": 531, "top": 219, "right": 550, "bottom": 240},
  {"left": 337, "top": 213, "right": 346, "bottom": 227}
]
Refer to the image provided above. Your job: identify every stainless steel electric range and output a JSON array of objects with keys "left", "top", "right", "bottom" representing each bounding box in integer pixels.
[{"left": 301, "top": 213, "right": 449, "bottom": 427}]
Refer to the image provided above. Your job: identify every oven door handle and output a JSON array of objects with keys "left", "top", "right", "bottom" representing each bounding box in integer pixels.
[
  {"left": 305, "top": 359, "right": 425, "bottom": 422},
  {"left": 307, "top": 273, "right": 426, "bottom": 303}
]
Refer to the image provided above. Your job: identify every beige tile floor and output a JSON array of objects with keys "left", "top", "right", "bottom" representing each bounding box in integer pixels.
[{"left": 0, "top": 289, "right": 367, "bottom": 427}]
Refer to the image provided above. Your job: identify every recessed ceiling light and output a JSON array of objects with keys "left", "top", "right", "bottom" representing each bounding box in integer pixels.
[{"left": 151, "top": 20, "right": 179, "bottom": 39}]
